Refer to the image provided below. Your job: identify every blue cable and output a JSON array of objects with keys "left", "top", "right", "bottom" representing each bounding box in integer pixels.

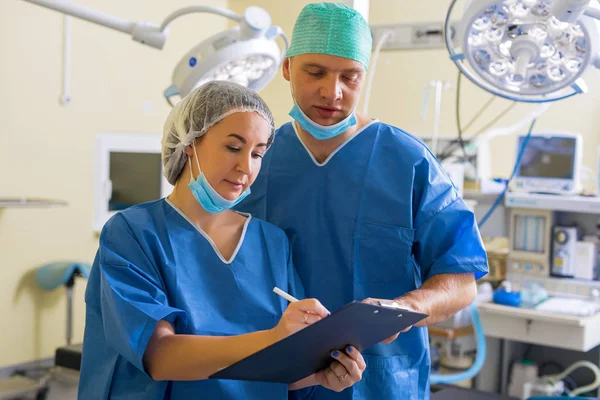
[
  {"left": 430, "top": 304, "right": 486, "bottom": 384},
  {"left": 478, "top": 119, "right": 537, "bottom": 227}
]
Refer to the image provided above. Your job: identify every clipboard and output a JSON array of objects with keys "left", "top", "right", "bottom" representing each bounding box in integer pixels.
[{"left": 209, "top": 301, "right": 427, "bottom": 383}]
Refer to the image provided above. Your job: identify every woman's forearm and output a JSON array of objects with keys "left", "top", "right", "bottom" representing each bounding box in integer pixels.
[
  {"left": 289, "top": 374, "right": 318, "bottom": 390},
  {"left": 144, "top": 320, "right": 277, "bottom": 381}
]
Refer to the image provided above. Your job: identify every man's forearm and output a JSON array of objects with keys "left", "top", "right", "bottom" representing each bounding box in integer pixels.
[{"left": 395, "top": 273, "right": 477, "bottom": 326}]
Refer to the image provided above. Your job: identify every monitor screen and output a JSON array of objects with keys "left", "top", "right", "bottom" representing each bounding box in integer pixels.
[
  {"left": 108, "top": 152, "right": 162, "bottom": 211},
  {"left": 517, "top": 136, "right": 575, "bottom": 179}
]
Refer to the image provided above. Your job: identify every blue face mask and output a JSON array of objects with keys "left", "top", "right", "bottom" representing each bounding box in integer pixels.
[
  {"left": 289, "top": 103, "right": 357, "bottom": 141},
  {"left": 187, "top": 147, "right": 250, "bottom": 214}
]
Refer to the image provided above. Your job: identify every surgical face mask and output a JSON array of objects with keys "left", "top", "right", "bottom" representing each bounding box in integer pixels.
[
  {"left": 187, "top": 145, "right": 250, "bottom": 214},
  {"left": 287, "top": 60, "right": 357, "bottom": 141},
  {"left": 289, "top": 103, "right": 357, "bottom": 141}
]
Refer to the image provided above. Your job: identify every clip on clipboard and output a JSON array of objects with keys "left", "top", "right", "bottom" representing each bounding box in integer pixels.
[{"left": 209, "top": 301, "right": 427, "bottom": 384}]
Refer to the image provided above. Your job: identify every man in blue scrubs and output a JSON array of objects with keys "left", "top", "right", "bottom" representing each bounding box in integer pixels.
[{"left": 237, "top": 3, "right": 489, "bottom": 399}]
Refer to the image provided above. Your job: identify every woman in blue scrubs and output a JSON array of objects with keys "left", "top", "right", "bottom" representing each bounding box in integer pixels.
[{"left": 78, "top": 81, "right": 365, "bottom": 399}]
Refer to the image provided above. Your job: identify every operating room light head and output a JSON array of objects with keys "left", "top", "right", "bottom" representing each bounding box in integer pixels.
[
  {"left": 192, "top": 54, "right": 277, "bottom": 92},
  {"left": 456, "top": 0, "right": 598, "bottom": 100},
  {"left": 162, "top": 6, "right": 287, "bottom": 105}
]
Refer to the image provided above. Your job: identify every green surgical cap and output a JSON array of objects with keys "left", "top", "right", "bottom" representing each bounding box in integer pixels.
[{"left": 286, "top": 2, "right": 372, "bottom": 70}]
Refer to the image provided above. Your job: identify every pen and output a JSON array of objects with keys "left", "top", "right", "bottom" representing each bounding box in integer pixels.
[{"left": 273, "top": 286, "right": 299, "bottom": 303}]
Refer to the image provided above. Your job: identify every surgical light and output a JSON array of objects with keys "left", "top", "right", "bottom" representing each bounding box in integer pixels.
[
  {"left": 445, "top": 0, "right": 600, "bottom": 102},
  {"left": 21, "top": 1, "right": 288, "bottom": 105}
]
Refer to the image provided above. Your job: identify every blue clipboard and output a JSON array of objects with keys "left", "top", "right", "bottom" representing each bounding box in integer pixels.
[{"left": 209, "top": 301, "right": 427, "bottom": 383}]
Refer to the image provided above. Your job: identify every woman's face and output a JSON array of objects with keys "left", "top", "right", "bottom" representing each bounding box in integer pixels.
[{"left": 187, "top": 112, "right": 271, "bottom": 201}]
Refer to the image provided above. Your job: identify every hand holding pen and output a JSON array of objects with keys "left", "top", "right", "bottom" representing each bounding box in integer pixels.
[{"left": 271, "top": 287, "right": 330, "bottom": 340}]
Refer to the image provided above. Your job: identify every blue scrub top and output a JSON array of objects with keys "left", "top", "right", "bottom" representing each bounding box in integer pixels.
[
  {"left": 236, "top": 121, "right": 489, "bottom": 400},
  {"left": 79, "top": 199, "right": 305, "bottom": 400}
]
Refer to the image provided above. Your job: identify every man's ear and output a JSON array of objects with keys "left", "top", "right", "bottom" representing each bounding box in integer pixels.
[{"left": 282, "top": 58, "right": 291, "bottom": 81}]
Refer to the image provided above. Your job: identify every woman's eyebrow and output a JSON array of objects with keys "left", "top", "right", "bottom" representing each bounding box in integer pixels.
[
  {"left": 227, "top": 133, "right": 246, "bottom": 143},
  {"left": 227, "top": 133, "right": 267, "bottom": 147}
]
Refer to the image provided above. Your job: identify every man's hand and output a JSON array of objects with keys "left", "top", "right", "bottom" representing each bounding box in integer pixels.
[{"left": 362, "top": 298, "right": 415, "bottom": 344}]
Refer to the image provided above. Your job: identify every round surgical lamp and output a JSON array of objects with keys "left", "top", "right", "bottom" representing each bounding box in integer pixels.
[
  {"left": 445, "top": 0, "right": 600, "bottom": 102},
  {"left": 20, "top": 1, "right": 288, "bottom": 106},
  {"left": 163, "top": 6, "right": 287, "bottom": 105}
]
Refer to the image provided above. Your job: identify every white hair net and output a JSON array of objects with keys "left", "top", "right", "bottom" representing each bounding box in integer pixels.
[{"left": 162, "top": 80, "right": 275, "bottom": 185}]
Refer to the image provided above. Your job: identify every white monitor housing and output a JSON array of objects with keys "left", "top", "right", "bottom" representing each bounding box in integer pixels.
[
  {"left": 93, "top": 132, "right": 173, "bottom": 232},
  {"left": 510, "top": 132, "right": 582, "bottom": 195}
]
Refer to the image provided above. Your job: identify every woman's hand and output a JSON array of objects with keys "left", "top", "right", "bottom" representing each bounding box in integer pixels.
[
  {"left": 271, "top": 299, "right": 330, "bottom": 342},
  {"left": 315, "top": 346, "right": 366, "bottom": 392}
]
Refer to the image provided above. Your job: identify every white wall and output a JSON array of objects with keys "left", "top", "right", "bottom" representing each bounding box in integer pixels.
[{"left": 0, "top": 0, "right": 228, "bottom": 367}]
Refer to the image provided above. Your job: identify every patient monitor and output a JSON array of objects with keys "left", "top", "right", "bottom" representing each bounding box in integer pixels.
[{"left": 510, "top": 133, "right": 583, "bottom": 195}]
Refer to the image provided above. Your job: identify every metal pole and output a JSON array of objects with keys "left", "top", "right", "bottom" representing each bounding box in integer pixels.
[{"left": 66, "top": 286, "right": 73, "bottom": 346}]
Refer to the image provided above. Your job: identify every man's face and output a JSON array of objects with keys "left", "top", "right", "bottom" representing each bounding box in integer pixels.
[{"left": 283, "top": 54, "right": 366, "bottom": 126}]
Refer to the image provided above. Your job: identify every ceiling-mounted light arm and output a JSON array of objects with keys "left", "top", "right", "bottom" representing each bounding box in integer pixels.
[
  {"left": 22, "top": 0, "right": 167, "bottom": 49},
  {"left": 22, "top": 0, "right": 288, "bottom": 104},
  {"left": 551, "top": 0, "right": 600, "bottom": 22},
  {"left": 553, "top": 0, "right": 600, "bottom": 67},
  {"left": 22, "top": 0, "right": 134, "bottom": 34},
  {"left": 20, "top": 2, "right": 251, "bottom": 51},
  {"left": 159, "top": 6, "right": 242, "bottom": 32},
  {"left": 265, "top": 25, "right": 289, "bottom": 66},
  {"left": 585, "top": 5, "right": 600, "bottom": 19}
]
